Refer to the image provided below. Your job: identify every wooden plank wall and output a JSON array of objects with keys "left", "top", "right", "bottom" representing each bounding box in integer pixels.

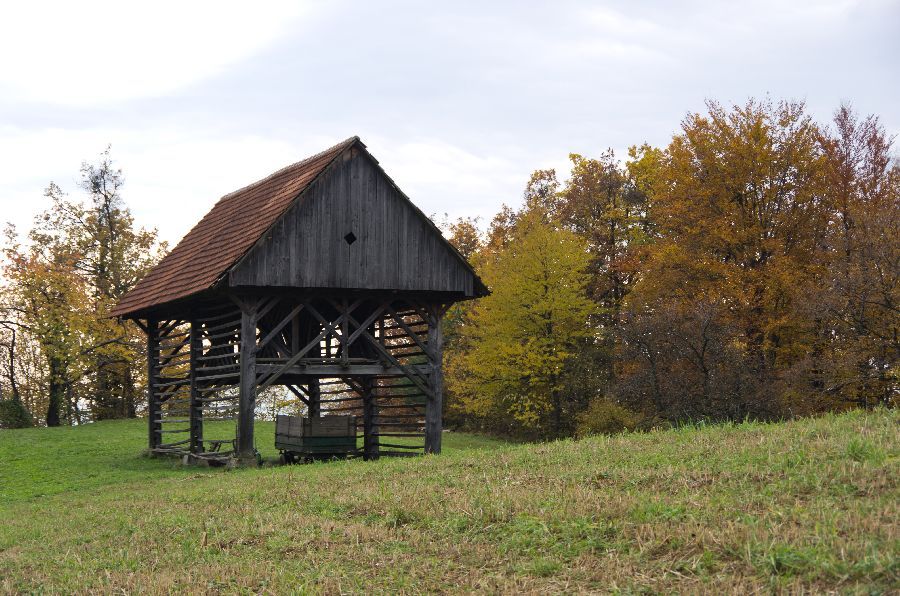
[{"left": 228, "top": 149, "right": 475, "bottom": 295}]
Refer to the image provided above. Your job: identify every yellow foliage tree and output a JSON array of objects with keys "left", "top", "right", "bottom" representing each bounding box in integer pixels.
[{"left": 447, "top": 209, "right": 596, "bottom": 437}]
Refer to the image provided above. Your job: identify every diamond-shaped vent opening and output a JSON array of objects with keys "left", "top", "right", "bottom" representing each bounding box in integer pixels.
[{"left": 344, "top": 231, "right": 357, "bottom": 245}]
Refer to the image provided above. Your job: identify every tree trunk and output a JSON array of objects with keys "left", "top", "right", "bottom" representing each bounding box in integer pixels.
[
  {"left": 46, "top": 356, "right": 66, "bottom": 427},
  {"left": 551, "top": 387, "right": 563, "bottom": 437},
  {"left": 6, "top": 328, "right": 20, "bottom": 403},
  {"left": 124, "top": 366, "right": 136, "bottom": 417}
]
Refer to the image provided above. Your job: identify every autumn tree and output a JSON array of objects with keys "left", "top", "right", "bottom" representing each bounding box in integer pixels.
[
  {"left": 618, "top": 99, "right": 855, "bottom": 419},
  {"left": 558, "top": 151, "right": 650, "bottom": 322},
  {"left": 814, "top": 105, "right": 899, "bottom": 409},
  {"left": 523, "top": 169, "right": 563, "bottom": 217},
  {"left": 1, "top": 149, "right": 164, "bottom": 425},
  {"left": 445, "top": 216, "right": 482, "bottom": 260},
  {"left": 2, "top": 227, "right": 94, "bottom": 426},
  {"left": 444, "top": 97, "right": 895, "bottom": 433},
  {"left": 54, "top": 150, "right": 163, "bottom": 418},
  {"left": 0, "top": 276, "right": 44, "bottom": 426},
  {"left": 447, "top": 207, "right": 596, "bottom": 438}
]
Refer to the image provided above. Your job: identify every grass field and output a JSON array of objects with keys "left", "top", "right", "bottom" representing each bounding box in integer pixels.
[{"left": 0, "top": 410, "right": 897, "bottom": 593}]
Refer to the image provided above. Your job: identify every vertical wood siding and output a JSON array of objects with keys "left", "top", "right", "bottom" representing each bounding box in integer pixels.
[{"left": 228, "top": 150, "right": 475, "bottom": 295}]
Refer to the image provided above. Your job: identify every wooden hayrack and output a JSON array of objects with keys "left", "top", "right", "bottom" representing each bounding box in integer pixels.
[{"left": 113, "top": 137, "right": 487, "bottom": 465}]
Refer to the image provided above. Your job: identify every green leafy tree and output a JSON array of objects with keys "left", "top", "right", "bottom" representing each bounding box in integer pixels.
[{"left": 0, "top": 321, "right": 32, "bottom": 428}]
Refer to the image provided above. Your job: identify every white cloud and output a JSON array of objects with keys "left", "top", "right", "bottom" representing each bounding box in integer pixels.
[
  {"left": 0, "top": 124, "right": 335, "bottom": 242},
  {"left": 118, "top": 132, "right": 331, "bottom": 243},
  {"left": 0, "top": 0, "right": 895, "bottom": 250},
  {"left": 0, "top": 0, "right": 313, "bottom": 105},
  {"left": 0, "top": 125, "right": 530, "bottom": 246},
  {"left": 367, "top": 136, "right": 527, "bottom": 225},
  {"left": 582, "top": 6, "right": 664, "bottom": 38}
]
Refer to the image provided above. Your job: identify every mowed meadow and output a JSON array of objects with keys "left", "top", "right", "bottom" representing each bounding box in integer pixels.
[{"left": 0, "top": 410, "right": 897, "bottom": 593}]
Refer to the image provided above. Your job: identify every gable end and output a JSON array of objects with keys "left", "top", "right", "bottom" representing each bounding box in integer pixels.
[{"left": 227, "top": 146, "right": 484, "bottom": 297}]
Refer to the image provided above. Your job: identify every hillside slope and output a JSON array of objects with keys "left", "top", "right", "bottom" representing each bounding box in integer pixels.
[{"left": 0, "top": 411, "right": 896, "bottom": 593}]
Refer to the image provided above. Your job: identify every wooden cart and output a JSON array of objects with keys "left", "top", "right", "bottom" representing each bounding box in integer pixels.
[{"left": 275, "top": 414, "right": 357, "bottom": 463}]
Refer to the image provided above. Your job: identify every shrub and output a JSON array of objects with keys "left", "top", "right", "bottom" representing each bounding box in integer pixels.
[
  {"left": 0, "top": 398, "right": 33, "bottom": 429},
  {"left": 576, "top": 398, "right": 641, "bottom": 436}
]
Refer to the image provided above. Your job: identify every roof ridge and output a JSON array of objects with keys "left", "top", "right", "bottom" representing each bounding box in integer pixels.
[{"left": 217, "top": 135, "right": 359, "bottom": 204}]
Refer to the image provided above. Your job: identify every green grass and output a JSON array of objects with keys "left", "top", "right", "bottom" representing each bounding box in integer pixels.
[
  {"left": 0, "top": 420, "right": 506, "bottom": 503},
  {"left": 0, "top": 410, "right": 897, "bottom": 593}
]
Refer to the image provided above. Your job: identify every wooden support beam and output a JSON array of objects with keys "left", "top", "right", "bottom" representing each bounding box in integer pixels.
[
  {"left": 256, "top": 295, "right": 282, "bottom": 322},
  {"left": 285, "top": 384, "right": 310, "bottom": 407},
  {"left": 255, "top": 363, "right": 431, "bottom": 377},
  {"left": 425, "top": 306, "right": 444, "bottom": 455},
  {"left": 363, "top": 377, "right": 378, "bottom": 460},
  {"left": 237, "top": 299, "right": 259, "bottom": 462},
  {"left": 308, "top": 378, "right": 321, "bottom": 417},
  {"left": 258, "top": 303, "right": 304, "bottom": 350},
  {"left": 340, "top": 297, "right": 350, "bottom": 367},
  {"left": 189, "top": 319, "right": 204, "bottom": 453},
  {"left": 158, "top": 319, "right": 180, "bottom": 337},
  {"left": 386, "top": 305, "right": 430, "bottom": 356},
  {"left": 158, "top": 341, "right": 189, "bottom": 368},
  {"left": 338, "top": 298, "right": 390, "bottom": 346},
  {"left": 256, "top": 298, "right": 363, "bottom": 391},
  {"left": 291, "top": 311, "right": 300, "bottom": 354},
  {"left": 339, "top": 309, "right": 435, "bottom": 399},
  {"left": 147, "top": 319, "right": 162, "bottom": 450},
  {"left": 264, "top": 334, "right": 293, "bottom": 359}
]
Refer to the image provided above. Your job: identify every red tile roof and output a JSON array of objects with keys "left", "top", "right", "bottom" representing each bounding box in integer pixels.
[{"left": 112, "top": 136, "right": 359, "bottom": 317}]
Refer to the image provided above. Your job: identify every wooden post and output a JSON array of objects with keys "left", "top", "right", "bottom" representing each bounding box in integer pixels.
[
  {"left": 146, "top": 319, "right": 162, "bottom": 450},
  {"left": 340, "top": 297, "right": 350, "bottom": 367},
  {"left": 188, "top": 320, "right": 203, "bottom": 453},
  {"left": 425, "top": 307, "right": 443, "bottom": 455},
  {"left": 308, "top": 378, "right": 321, "bottom": 417},
  {"left": 362, "top": 377, "right": 378, "bottom": 460},
  {"left": 237, "top": 299, "right": 259, "bottom": 462}
]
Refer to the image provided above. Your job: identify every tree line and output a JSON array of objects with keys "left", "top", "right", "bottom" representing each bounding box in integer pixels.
[
  {"left": 444, "top": 99, "right": 898, "bottom": 439},
  {"left": 1, "top": 99, "right": 896, "bottom": 436}
]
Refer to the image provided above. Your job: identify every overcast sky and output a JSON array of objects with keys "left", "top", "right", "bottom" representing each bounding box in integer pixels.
[{"left": 1, "top": 0, "right": 897, "bottom": 245}]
